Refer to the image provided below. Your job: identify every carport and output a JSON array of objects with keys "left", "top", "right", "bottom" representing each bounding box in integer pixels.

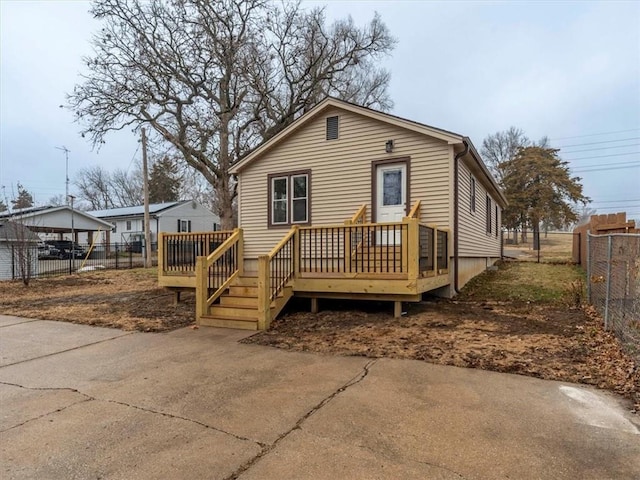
[{"left": 0, "top": 205, "right": 114, "bottom": 245}]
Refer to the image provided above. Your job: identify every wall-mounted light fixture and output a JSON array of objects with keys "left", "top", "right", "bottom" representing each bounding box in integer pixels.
[{"left": 385, "top": 139, "right": 394, "bottom": 153}]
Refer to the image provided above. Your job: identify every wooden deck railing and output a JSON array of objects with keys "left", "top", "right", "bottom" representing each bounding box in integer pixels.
[
  {"left": 299, "top": 222, "right": 409, "bottom": 276},
  {"left": 160, "top": 231, "right": 234, "bottom": 274},
  {"left": 195, "top": 229, "right": 243, "bottom": 319},
  {"left": 419, "top": 224, "right": 434, "bottom": 273},
  {"left": 437, "top": 229, "right": 448, "bottom": 271}
]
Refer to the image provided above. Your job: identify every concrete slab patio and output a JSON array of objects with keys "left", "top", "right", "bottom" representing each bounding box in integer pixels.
[{"left": 0, "top": 314, "right": 638, "bottom": 479}]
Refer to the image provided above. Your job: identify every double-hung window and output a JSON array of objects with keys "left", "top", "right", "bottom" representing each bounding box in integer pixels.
[{"left": 269, "top": 170, "right": 311, "bottom": 227}]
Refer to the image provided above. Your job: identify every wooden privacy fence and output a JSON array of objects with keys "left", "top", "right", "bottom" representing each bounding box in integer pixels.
[{"left": 573, "top": 212, "right": 638, "bottom": 265}]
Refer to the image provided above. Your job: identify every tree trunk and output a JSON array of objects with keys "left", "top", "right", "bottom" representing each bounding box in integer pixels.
[{"left": 216, "top": 80, "right": 235, "bottom": 231}]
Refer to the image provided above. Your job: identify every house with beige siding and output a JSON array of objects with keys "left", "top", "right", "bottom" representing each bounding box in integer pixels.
[{"left": 158, "top": 97, "right": 507, "bottom": 330}]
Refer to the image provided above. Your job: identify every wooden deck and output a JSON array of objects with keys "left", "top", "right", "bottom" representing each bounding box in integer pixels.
[{"left": 158, "top": 205, "right": 450, "bottom": 330}]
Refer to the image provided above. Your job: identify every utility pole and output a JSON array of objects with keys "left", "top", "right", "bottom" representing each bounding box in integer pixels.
[
  {"left": 141, "top": 128, "right": 152, "bottom": 268},
  {"left": 68, "top": 194, "right": 76, "bottom": 273},
  {"left": 56, "top": 146, "right": 71, "bottom": 204}
]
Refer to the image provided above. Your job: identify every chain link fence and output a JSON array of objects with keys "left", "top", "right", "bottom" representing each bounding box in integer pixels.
[{"left": 588, "top": 233, "right": 640, "bottom": 360}]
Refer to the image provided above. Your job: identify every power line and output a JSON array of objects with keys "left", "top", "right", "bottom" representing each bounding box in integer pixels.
[
  {"left": 572, "top": 160, "right": 640, "bottom": 169},
  {"left": 572, "top": 164, "right": 640, "bottom": 173},
  {"left": 549, "top": 128, "right": 640, "bottom": 141},
  {"left": 564, "top": 152, "right": 639, "bottom": 161},
  {"left": 590, "top": 199, "right": 640, "bottom": 204},
  {"left": 559, "top": 143, "right": 640, "bottom": 154},
  {"left": 554, "top": 137, "right": 640, "bottom": 148}
]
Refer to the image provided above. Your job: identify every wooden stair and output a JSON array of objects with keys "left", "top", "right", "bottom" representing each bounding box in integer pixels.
[{"left": 198, "top": 275, "right": 293, "bottom": 330}]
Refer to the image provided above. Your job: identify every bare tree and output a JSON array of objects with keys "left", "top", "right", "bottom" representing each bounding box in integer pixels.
[
  {"left": 74, "top": 165, "right": 142, "bottom": 210},
  {"left": 111, "top": 168, "right": 143, "bottom": 207},
  {"left": 75, "top": 165, "right": 113, "bottom": 210},
  {"left": 47, "top": 194, "right": 66, "bottom": 206},
  {"left": 68, "top": 0, "right": 396, "bottom": 228},
  {"left": 481, "top": 127, "right": 530, "bottom": 186}
]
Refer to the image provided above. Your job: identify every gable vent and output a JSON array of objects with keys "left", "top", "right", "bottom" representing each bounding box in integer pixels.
[{"left": 326, "top": 116, "right": 339, "bottom": 140}]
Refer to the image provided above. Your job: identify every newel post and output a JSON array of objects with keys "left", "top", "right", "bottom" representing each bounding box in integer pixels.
[
  {"left": 195, "top": 256, "right": 207, "bottom": 324},
  {"left": 405, "top": 217, "right": 419, "bottom": 280},
  {"left": 157, "top": 232, "right": 164, "bottom": 275},
  {"left": 236, "top": 228, "right": 244, "bottom": 276},
  {"left": 292, "top": 225, "right": 300, "bottom": 276},
  {"left": 257, "top": 255, "right": 271, "bottom": 330},
  {"left": 344, "top": 219, "right": 352, "bottom": 267}
]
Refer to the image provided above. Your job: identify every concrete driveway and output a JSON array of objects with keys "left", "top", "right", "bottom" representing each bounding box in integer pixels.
[{"left": 1, "top": 314, "right": 638, "bottom": 479}]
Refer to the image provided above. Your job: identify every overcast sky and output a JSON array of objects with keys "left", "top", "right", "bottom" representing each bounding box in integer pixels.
[{"left": 1, "top": 0, "right": 639, "bottom": 218}]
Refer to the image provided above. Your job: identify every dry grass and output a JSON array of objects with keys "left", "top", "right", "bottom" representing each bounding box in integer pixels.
[
  {"left": 503, "top": 231, "right": 574, "bottom": 263},
  {"left": 0, "top": 269, "right": 195, "bottom": 331}
]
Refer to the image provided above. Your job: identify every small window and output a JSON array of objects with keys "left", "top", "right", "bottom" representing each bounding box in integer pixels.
[
  {"left": 326, "top": 116, "right": 339, "bottom": 140},
  {"left": 126, "top": 220, "right": 132, "bottom": 231},
  {"left": 470, "top": 176, "right": 476, "bottom": 213},
  {"left": 495, "top": 205, "right": 499, "bottom": 237},
  {"left": 268, "top": 170, "right": 311, "bottom": 227},
  {"left": 486, "top": 195, "right": 492, "bottom": 234},
  {"left": 111, "top": 223, "right": 117, "bottom": 233}
]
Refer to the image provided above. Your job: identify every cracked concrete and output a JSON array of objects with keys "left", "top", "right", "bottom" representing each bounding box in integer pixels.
[{"left": 1, "top": 315, "right": 639, "bottom": 479}]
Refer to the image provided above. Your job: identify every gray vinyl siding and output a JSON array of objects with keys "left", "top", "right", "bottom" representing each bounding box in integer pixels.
[
  {"left": 238, "top": 107, "right": 452, "bottom": 260},
  {"left": 458, "top": 160, "right": 501, "bottom": 257}
]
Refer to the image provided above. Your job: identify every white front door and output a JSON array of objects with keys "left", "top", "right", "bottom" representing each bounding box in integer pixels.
[{"left": 376, "top": 163, "right": 407, "bottom": 244}]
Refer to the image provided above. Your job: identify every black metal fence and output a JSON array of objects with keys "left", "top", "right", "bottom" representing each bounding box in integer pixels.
[{"left": 3, "top": 242, "right": 159, "bottom": 280}]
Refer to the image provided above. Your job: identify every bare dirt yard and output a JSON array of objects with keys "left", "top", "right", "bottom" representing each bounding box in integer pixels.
[
  {"left": 0, "top": 269, "right": 195, "bottom": 332},
  {"left": 1, "top": 262, "right": 637, "bottom": 409}
]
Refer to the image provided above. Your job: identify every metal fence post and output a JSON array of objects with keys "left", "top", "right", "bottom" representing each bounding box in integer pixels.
[{"left": 604, "top": 235, "right": 613, "bottom": 331}]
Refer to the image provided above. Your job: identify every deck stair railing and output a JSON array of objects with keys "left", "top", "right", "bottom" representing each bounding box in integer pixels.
[
  {"left": 257, "top": 226, "right": 298, "bottom": 329},
  {"left": 161, "top": 231, "right": 234, "bottom": 274},
  {"left": 345, "top": 204, "right": 367, "bottom": 256},
  {"left": 195, "top": 228, "right": 243, "bottom": 319}
]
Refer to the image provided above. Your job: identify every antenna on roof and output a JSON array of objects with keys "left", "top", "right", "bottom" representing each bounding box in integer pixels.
[{"left": 55, "top": 146, "right": 71, "bottom": 204}]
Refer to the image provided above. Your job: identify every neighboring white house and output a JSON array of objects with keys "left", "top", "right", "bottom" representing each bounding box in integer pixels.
[
  {"left": 88, "top": 200, "right": 220, "bottom": 247},
  {"left": 0, "top": 221, "right": 40, "bottom": 281}
]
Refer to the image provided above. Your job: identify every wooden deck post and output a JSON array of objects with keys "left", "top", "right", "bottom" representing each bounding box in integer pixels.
[
  {"left": 195, "top": 256, "right": 207, "bottom": 324},
  {"left": 433, "top": 226, "right": 439, "bottom": 274},
  {"left": 257, "top": 255, "right": 271, "bottom": 330},
  {"left": 406, "top": 218, "right": 419, "bottom": 281},
  {"left": 292, "top": 225, "right": 300, "bottom": 276},
  {"left": 236, "top": 228, "right": 244, "bottom": 276},
  {"left": 157, "top": 232, "right": 164, "bottom": 275},
  {"left": 310, "top": 297, "right": 319, "bottom": 313},
  {"left": 344, "top": 220, "right": 352, "bottom": 270},
  {"left": 393, "top": 301, "right": 402, "bottom": 318}
]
